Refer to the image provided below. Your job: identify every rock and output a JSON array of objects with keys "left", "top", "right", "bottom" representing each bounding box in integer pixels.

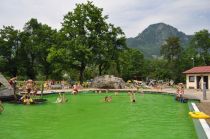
[
  {"left": 0, "top": 88, "right": 16, "bottom": 101},
  {"left": 0, "top": 88, "right": 13, "bottom": 96},
  {"left": 0, "top": 73, "right": 17, "bottom": 101},
  {"left": 91, "top": 75, "right": 126, "bottom": 89}
]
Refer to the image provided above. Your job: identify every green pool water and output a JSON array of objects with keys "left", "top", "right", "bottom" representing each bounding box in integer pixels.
[{"left": 0, "top": 92, "right": 197, "bottom": 139}]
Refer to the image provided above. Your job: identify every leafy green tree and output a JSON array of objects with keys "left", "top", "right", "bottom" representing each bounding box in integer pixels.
[
  {"left": 58, "top": 1, "right": 126, "bottom": 82},
  {"left": 47, "top": 46, "right": 71, "bottom": 80},
  {"left": 106, "top": 25, "right": 127, "bottom": 75},
  {"left": 36, "top": 24, "right": 57, "bottom": 79},
  {"left": 0, "top": 26, "right": 20, "bottom": 76},
  {"left": 190, "top": 29, "right": 210, "bottom": 65},
  {"left": 160, "top": 37, "right": 182, "bottom": 62},
  {"left": 144, "top": 59, "right": 172, "bottom": 80},
  {"left": 0, "top": 56, "right": 7, "bottom": 71},
  {"left": 19, "top": 18, "right": 42, "bottom": 79},
  {"left": 159, "top": 37, "right": 184, "bottom": 82},
  {"left": 95, "top": 24, "right": 127, "bottom": 76},
  {"left": 120, "top": 48, "right": 144, "bottom": 80},
  {"left": 60, "top": 1, "right": 104, "bottom": 82},
  {"left": 18, "top": 18, "right": 58, "bottom": 79}
]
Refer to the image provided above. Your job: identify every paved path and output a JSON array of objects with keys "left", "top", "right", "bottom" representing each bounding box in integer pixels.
[{"left": 160, "top": 88, "right": 210, "bottom": 102}]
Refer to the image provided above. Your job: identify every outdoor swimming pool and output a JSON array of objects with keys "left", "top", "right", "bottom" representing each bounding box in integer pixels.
[{"left": 0, "top": 92, "right": 197, "bottom": 139}]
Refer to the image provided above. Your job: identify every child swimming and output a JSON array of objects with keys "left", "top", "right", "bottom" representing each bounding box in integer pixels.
[
  {"left": 129, "top": 91, "right": 136, "bottom": 103},
  {"left": 104, "top": 96, "right": 112, "bottom": 102},
  {"left": 55, "top": 93, "right": 68, "bottom": 103}
]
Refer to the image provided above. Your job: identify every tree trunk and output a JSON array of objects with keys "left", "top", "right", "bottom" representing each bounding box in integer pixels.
[
  {"left": 45, "top": 66, "right": 50, "bottom": 80},
  {"left": 99, "top": 64, "right": 102, "bottom": 76},
  {"left": 116, "top": 60, "right": 121, "bottom": 75},
  {"left": 45, "top": 74, "right": 49, "bottom": 80},
  {"left": 44, "top": 60, "right": 51, "bottom": 80},
  {"left": 27, "top": 55, "right": 36, "bottom": 79},
  {"left": 11, "top": 66, "right": 17, "bottom": 77},
  {"left": 79, "top": 62, "right": 86, "bottom": 84}
]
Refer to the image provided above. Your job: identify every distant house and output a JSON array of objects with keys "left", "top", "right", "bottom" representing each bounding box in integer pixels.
[{"left": 183, "top": 66, "right": 210, "bottom": 89}]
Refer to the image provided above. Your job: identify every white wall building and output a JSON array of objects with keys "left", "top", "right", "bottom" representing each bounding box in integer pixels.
[{"left": 183, "top": 66, "right": 210, "bottom": 89}]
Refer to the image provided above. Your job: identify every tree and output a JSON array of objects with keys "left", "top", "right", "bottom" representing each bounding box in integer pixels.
[
  {"left": 120, "top": 48, "right": 144, "bottom": 80},
  {"left": 36, "top": 24, "right": 57, "bottom": 79},
  {"left": 190, "top": 29, "right": 210, "bottom": 65},
  {"left": 144, "top": 59, "right": 172, "bottom": 80},
  {"left": 95, "top": 24, "right": 127, "bottom": 76},
  {"left": 18, "top": 18, "right": 57, "bottom": 79},
  {"left": 19, "top": 18, "right": 42, "bottom": 79},
  {"left": 160, "top": 37, "right": 184, "bottom": 82},
  {"left": 160, "top": 37, "right": 182, "bottom": 62},
  {"left": 58, "top": 1, "right": 126, "bottom": 83},
  {"left": 0, "top": 26, "right": 20, "bottom": 76},
  {"left": 60, "top": 1, "right": 105, "bottom": 82},
  {"left": 105, "top": 24, "right": 127, "bottom": 75}
]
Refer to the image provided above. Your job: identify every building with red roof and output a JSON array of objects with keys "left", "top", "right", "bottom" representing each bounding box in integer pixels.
[{"left": 183, "top": 66, "right": 210, "bottom": 89}]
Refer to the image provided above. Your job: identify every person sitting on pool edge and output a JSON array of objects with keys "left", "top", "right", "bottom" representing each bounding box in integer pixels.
[
  {"left": 25, "top": 79, "right": 34, "bottom": 95},
  {"left": 104, "top": 96, "right": 112, "bottom": 102},
  {"left": 175, "top": 93, "right": 188, "bottom": 103},
  {"left": 175, "top": 86, "right": 188, "bottom": 103}
]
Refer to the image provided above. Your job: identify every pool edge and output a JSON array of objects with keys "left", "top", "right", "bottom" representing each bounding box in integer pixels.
[{"left": 189, "top": 102, "right": 210, "bottom": 139}]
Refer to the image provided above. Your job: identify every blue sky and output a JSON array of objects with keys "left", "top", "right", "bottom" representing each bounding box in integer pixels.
[{"left": 0, "top": 0, "right": 209, "bottom": 37}]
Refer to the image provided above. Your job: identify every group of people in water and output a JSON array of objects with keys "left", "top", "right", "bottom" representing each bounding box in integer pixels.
[
  {"left": 0, "top": 75, "right": 189, "bottom": 107},
  {"left": 104, "top": 91, "right": 137, "bottom": 103},
  {"left": 2, "top": 76, "right": 140, "bottom": 105},
  {"left": 55, "top": 87, "right": 138, "bottom": 104},
  {"left": 20, "top": 94, "right": 34, "bottom": 105},
  {"left": 54, "top": 83, "right": 80, "bottom": 103},
  {"left": 20, "top": 79, "right": 38, "bottom": 105},
  {"left": 6, "top": 77, "right": 38, "bottom": 105}
]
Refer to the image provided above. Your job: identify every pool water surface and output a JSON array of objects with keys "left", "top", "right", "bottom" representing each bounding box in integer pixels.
[{"left": 0, "top": 93, "right": 197, "bottom": 139}]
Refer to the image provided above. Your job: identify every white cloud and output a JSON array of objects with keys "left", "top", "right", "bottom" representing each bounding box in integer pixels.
[{"left": 0, "top": 0, "right": 209, "bottom": 37}]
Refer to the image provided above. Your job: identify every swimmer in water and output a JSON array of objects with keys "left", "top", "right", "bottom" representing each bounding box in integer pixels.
[
  {"left": 129, "top": 91, "right": 136, "bottom": 103},
  {"left": 104, "top": 96, "right": 112, "bottom": 102}
]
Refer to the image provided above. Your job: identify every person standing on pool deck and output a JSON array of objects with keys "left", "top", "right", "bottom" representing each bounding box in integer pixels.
[
  {"left": 8, "top": 77, "right": 17, "bottom": 87},
  {"left": 180, "top": 83, "right": 184, "bottom": 95},
  {"left": 25, "top": 79, "right": 34, "bottom": 94}
]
